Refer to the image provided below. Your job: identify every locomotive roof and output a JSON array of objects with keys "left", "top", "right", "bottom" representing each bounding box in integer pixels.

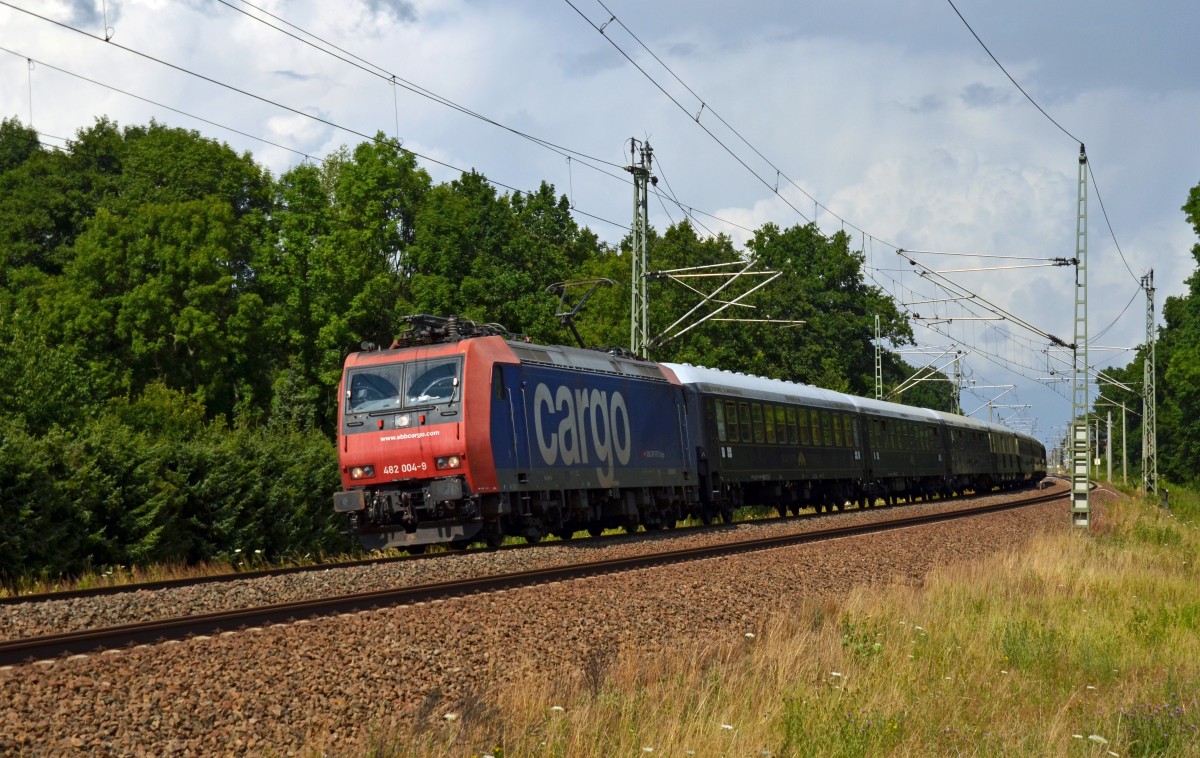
[{"left": 506, "top": 341, "right": 672, "bottom": 382}]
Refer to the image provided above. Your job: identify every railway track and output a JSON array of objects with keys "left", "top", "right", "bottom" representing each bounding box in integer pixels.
[
  {"left": 0, "top": 480, "right": 1067, "bottom": 607},
  {"left": 0, "top": 486, "right": 1067, "bottom": 666}
]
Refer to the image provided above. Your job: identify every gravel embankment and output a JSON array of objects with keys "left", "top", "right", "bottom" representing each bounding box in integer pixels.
[
  {"left": 1, "top": 481, "right": 1087, "bottom": 755},
  {"left": 0, "top": 481, "right": 1066, "bottom": 641}
]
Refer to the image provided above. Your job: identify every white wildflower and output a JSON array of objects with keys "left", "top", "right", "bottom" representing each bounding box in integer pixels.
[
  {"left": 443, "top": 713, "right": 458, "bottom": 722},
  {"left": 1088, "top": 735, "right": 1109, "bottom": 745}
]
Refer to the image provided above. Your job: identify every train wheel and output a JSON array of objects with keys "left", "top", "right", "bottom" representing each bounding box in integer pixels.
[
  {"left": 720, "top": 508, "right": 734, "bottom": 524},
  {"left": 621, "top": 518, "right": 640, "bottom": 534},
  {"left": 551, "top": 529, "right": 574, "bottom": 541},
  {"left": 524, "top": 532, "right": 543, "bottom": 544},
  {"left": 407, "top": 545, "right": 427, "bottom": 555},
  {"left": 448, "top": 540, "right": 470, "bottom": 551},
  {"left": 484, "top": 531, "right": 504, "bottom": 549},
  {"left": 587, "top": 525, "right": 604, "bottom": 538}
]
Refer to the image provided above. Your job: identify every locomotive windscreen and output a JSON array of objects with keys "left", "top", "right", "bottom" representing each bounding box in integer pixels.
[{"left": 345, "top": 357, "right": 462, "bottom": 414}]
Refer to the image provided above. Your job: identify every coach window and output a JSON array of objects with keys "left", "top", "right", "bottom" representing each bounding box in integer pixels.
[
  {"left": 715, "top": 400, "right": 727, "bottom": 442},
  {"left": 725, "top": 401, "right": 740, "bottom": 442},
  {"left": 767, "top": 405, "right": 779, "bottom": 444},
  {"left": 752, "top": 404, "right": 765, "bottom": 443},
  {"left": 820, "top": 412, "right": 833, "bottom": 447},
  {"left": 739, "top": 402, "right": 752, "bottom": 442},
  {"left": 798, "top": 409, "right": 811, "bottom": 445},
  {"left": 811, "top": 411, "right": 823, "bottom": 446},
  {"left": 832, "top": 414, "right": 843, "bottom": 447},
  {"left": 785, "top": 408, "right": 798, "bottom": 444}
]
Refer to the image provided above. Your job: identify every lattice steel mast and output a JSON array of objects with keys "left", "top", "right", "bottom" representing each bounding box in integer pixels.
[
  {"left": 1071, "top": 145, "right": 1091, "bottom": 529},
  {"left": 874, "top": 314, "right": 883, "bottom": 400},
  {"left": 627, "top": 139, "right": 653, "bottom": 357},
  {"left": 1142, "top": 269, "right": 1157, "bottom": 494}
]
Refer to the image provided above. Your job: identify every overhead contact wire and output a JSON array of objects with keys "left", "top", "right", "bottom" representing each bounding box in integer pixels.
[{"left": 0, "top": 2, "right": 633, "bottom": 232}]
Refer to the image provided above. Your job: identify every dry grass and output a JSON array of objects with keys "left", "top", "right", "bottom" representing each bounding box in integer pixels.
[{"left": 382, "top": 486, "right": 1200, "bottom": 757}]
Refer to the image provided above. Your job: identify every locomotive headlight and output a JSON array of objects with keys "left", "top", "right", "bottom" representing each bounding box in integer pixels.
[
  {"left": 350, "top": 465, "right": 376, "bottom": 480},
  {"left": 435, "top": 455, "right": 462, "bottom": 470}
]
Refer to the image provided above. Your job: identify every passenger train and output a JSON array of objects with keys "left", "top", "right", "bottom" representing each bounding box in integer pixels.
[{"left": 333, "top": 315, "right": 1046, "bottom": 551}]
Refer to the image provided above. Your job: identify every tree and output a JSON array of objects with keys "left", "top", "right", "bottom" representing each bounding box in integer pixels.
[{"left": 40, "top": 197, "right": 268, "bottom": 416}]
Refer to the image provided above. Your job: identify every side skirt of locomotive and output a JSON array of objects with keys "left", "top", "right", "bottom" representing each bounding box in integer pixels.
[{"left": 336, "top": 476, "right": 700, "bottom": 551}]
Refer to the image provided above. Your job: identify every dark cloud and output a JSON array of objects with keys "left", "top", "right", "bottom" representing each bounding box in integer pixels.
[
  {"left": 63, "top": 0, "right": 105, "bottom": 27},
  {"left": 900, "top": 93, "right": 944, "bottom": 114},
  {"left": 364, "top": 0, "right": 417, "bottom": 23},
  {"left": 559, "top": 48, "right": 625, "bottom": 78},
  {"left": 666, "top": 41, "right": 697, "bottom": 58},
  {"left": 273, "top": 70, "right": 316, "bottom": 82},
  {"left": 961, "top": 83, "right": 1010, "bottom": 109}
]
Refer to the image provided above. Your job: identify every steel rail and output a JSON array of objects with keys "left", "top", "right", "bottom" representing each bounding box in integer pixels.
[
  {"left": 0, "top": 485, "right": 1034, "bottom": 606},
  {"left": 0, "top": 489, "right": 1066, "bottom": 666}
]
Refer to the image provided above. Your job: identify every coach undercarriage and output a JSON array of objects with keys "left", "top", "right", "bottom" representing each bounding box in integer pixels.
[
  {"left": 480, "top": 484, "right": 700, "bottom": 546},
  {"left": 347, "top": 469, "right": 1026, "bottom": 553}
]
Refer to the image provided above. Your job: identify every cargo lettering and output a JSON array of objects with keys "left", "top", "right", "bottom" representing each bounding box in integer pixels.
[{"left": 532, "top": 383, "right": 631, "bottom": 481}]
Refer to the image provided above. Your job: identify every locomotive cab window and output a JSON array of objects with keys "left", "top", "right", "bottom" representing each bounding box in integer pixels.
[
  {"left": 346, "top": 364, "right": 404, "bottom": 414},
  {"left": 405, "top": 358, "right": 462, "bottom": 407}
]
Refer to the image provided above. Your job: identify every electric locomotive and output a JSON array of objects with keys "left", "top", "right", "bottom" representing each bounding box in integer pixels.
[{"left": 333, "top": 315, "right": 697, "bottom": 551}]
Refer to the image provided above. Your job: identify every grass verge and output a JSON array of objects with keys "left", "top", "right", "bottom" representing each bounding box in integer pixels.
[{"left": 372, "top": 484, "right": 1200, "bottom": 757}]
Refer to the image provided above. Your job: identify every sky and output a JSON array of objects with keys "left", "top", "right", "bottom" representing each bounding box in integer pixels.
[{"left": 2, "top": 0, "right": 1198, "bottom": 453}]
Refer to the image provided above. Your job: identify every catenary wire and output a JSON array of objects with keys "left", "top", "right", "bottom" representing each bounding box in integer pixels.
[
  {"left": 1, "top": 45, "right": 319, "bottom": 162},
  {"left": 0, "top": 2, "right": 639, "bottom": 232},
  {"left": 562, "top": 0, "right": 821, "bottom": 227},
  {"left": 218, "top": 0, "right": 628, "bottom": 179},
  {"left": 944, "top": 0, "right": 1081, "bottom": 145}
]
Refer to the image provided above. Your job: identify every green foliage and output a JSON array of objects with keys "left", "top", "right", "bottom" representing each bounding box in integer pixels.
[
  {"left": 1098, "top": 179, "right": 1200, "bottom": 486},
  {"left": 0, "top": 113, "right": 1069, "bottom": 579},
  {"left": 999, "top": 617, "right": 1063, "bottom": 671},
  {"left": 1116, "top": 692, "right": 1199, "bottom": 757},
  {"left": 839, "top": 614, "right": 886, "bottom": 659},
  {"left": 779, "top": 696, "right": 906, "bottom": 758}
]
